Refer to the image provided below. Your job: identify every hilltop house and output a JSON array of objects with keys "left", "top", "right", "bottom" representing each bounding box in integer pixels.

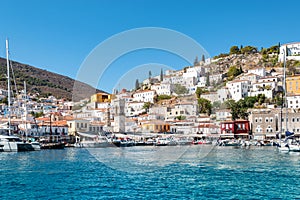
[
  {"left": 133, "top": 90, "right": 156, "bottom": 103},
  {"left": 248, "top": 67, "right": 266, "bottom": 77},
  {"left": 226, "top": 80, "right": 250, "bottom": 101},
  {"left": 248, "top": 77, "right": 278, "bottom": 99},
  {"left": 278, "top": 42, "right": 300, "bottom": 62},
  {"left": 151, "top": 83, "right": 174, "bottom": 96}
]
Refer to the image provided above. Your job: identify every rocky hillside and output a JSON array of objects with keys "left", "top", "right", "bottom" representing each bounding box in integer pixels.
[{"left": 0, "top": 57, "right": 104, "bottom": 101}]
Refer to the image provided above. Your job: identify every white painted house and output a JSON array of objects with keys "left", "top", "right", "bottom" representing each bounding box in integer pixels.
[
  {"left": 287, "top": 95, "right": 300, "bottom": 109},
  {"left": 278, "top": 42, "right": 300, "bottom": 62},
  {"left": 248, "top": 67, "right": 266, "bottom": 77},
  {"left": 151, "top": 83, "right": 174, "bottom": 96},
  {"left": 133, "top": 90, "right": 156, "bottom": 103},
  {"left": 248, "top": 77, "right": 278, "bottom": 99},
  {"left": 226, "top": 80, "right": 250, "bottom": 101},
  {"left": 217, "top": 87, "right": 232, "bottom": 103}
]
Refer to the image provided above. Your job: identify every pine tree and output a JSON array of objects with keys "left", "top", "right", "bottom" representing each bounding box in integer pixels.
[
  {"left": 160, "top": 68, "right": 163, "bottom": 82},
  {"left": 206, "top": 73, "right": 210, "bottom": 86},
  {"left": 202, "top": 54, "right": 205, "bottom": 62},
  {"left": 135, "top": 79, "right": 139, "bottom": 90},
  {"left": 194, "top": 56, "right": 199, "bottom": 66}
]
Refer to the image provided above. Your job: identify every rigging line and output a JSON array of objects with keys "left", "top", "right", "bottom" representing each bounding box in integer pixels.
[{"left": 9, "top": 55, "right": 22, "bottom": 119}]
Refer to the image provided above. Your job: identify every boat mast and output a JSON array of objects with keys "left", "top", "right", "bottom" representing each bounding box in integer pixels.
[
  {"left": 6, "top": 39, "right": 11, "bottom": 135},
  {"left": 283, "top": 46, "right": 288, "bottom": 134},
  {"left": 24, "top": 81, "right": 28, "bottom": 140}
]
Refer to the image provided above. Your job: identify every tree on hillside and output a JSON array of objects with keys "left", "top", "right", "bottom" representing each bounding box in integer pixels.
[
  {"left": 194, "top": 56, "right": 199, "bottom": 66},
  {"left": 198, "top": 97, "right": 212, "bottom": 115},
  {"left": 148, "top": 70, "right": 152, "bottom": 80},
  {"left": 160, "top": 68, "right": 163, "bottom": 82},
  {"left": 230, "top": 46, "right": 240, "bottom": 54},
  {"left": 198, "top": 97, "right": 212, "bottom": 116},
  {"left": 206, "top": 73, "right": 210, "bottom": 86},
  {"left": 195, "top": 87, "right": 208, "bottom": 98},
  {"left": 225, "top": 97, "right": 259, "bottom": 120},
  {"left": 227, "top": 65, "right": 243, "bottom": 80},
  {"left": 173, "top": 84, "right": 189, "bottom": 95},
  {"left": 143, "top": 102, "right": 152, "bottom": 111},
  {"left": 135, "top": 79, "right": 140, "bottom": 90},
  {"left": 202, "top": 55, "right": 205, "bottom": 62},
  {"left": 241, "top": 46, "right": 258, "bottom": 54},
  {"left": 157, "top": 94, "right": 172, "bottom": 101},
  {"left": 0, "top": 97, "right": 8, "bottom": 105}
]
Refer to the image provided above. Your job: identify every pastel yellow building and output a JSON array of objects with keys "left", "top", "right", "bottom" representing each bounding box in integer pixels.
[
  {"left": 141, "top": 120, "right": 170, "bottom": 133},
  {"left": 90, "top": 92, "right": 111, "bottom": 103},
  {"left": 286, "top": 75, "right": 300, "bottom": 95}
]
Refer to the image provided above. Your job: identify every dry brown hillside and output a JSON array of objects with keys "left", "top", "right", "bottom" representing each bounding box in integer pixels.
[{"left": 0, "top": 57, "right": 104, "bottom": 101}]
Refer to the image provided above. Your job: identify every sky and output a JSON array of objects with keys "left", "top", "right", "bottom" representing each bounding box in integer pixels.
[{"left": 0, "top": 0, "right": 299, "bottom": 93}]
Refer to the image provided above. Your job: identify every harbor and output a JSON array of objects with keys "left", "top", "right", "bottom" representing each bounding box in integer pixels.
[{"left": 0, "top": 146, "right": 299, "bottom": 199}]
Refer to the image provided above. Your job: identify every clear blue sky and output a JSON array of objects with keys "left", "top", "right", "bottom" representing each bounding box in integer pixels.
[{"left": 0, "top": 0, "right": 299, "bottom": 93}]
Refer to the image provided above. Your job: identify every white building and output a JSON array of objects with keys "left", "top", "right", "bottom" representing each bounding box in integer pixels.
[
  {"left": 279, "top": 42, "right": 300, "bottom": 62},
  {"left": 287, "top": 95, "right": 300, "bottom": 109},
  {"left": 209, "top": 73, "right": 224, "bottom": 85},
  {"left": 183, "top": 67, "right": 199, "bottom": 78},
  {"left": 170, "top": 121, "right": 194, "bottom": 134},
  {"left": 239, "top": 73, "right": 260, "bottom": 84},
  {"left": 201, "top": 92, "right": 218, "bottom": 103},
  {"left": 248, "top": 67, "right": 266, "bottom": 77},
  {"left": 217, "top": 87, "right": 232, "bottom": 103},
  {"left": 226, "top": 80, "right": 250, "bottom": 101},
  {"left": 133, "top": 90, "right": 156, "bottom": 103},
  {"left": 197, "top": 76, "right": 207, "bottom": 88},
  {"left": 248, "top": 77, "right": 278, "bottom": 99},
  {"left": 216, "top": 109, "right": 232, "bottom": 121},
  {"left": 165, "top": 101, "right": 198, "bottom": 120},
  {"left": 125, "top": 101, "right": 145, "bottom": 116},
  {"left": 151, "top": 83, "right": 174, "bottom": 96}
]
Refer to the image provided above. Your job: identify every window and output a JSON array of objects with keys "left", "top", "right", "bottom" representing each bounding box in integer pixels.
[
  {"left": 270, "top": 118, "right": 273, "bottom": 123},
  {"left": 255, "top": 118, "right": 258, "bottom": 123},
  {"left": 259, "top": 117, "right": 262, "bottom": 123},
  {"left": 265, "top": 118, "right": 269, "bottom": 123}
]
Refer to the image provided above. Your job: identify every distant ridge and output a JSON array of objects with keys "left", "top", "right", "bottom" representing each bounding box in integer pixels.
[{"left": 0, "top": 57, "right": 105, "bottom": 101}]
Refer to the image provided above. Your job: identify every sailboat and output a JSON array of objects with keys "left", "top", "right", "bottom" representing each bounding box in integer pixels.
[
  {"left": 277, "top": 45, "right": 300, "bottom": 152},
  {"left": 0, "top": 39, "right": 37, "bottom": 152}
]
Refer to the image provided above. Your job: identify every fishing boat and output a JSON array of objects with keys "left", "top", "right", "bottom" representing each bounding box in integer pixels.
[
  {"left": 218, "top": 139, "right": 241, "bottom": 146},
  {"left": 75, "top": 132, "right": 113, "bottom": 148}
]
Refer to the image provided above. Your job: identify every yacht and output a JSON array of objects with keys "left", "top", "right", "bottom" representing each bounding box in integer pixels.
[{"left": 0, "top": 135, "right": 34, "bottom": 152}]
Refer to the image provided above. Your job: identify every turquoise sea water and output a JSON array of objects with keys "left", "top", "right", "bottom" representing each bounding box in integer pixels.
[{"left": 0, "top": 146, "right": 299, "bottom": 199}]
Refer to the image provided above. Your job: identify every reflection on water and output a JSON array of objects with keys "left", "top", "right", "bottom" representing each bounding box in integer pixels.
[{"left": 87, "top": 145, "right": 215, "bottom": 173}]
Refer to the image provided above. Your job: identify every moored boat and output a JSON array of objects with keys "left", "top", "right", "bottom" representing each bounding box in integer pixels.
[{"left": 0, "top": 135, "right": 35, "bottom": 152}]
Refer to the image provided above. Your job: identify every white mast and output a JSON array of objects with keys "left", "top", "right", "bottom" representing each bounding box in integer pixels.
[
  {"left": 283, "top": 46, "right": 288, "bottom": 133},
  {"left": 24, "top": 81, "right": 28, "bottom": 140},
  {"left": 6, "top": 39, "right": 11, "bottom": 135}
]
